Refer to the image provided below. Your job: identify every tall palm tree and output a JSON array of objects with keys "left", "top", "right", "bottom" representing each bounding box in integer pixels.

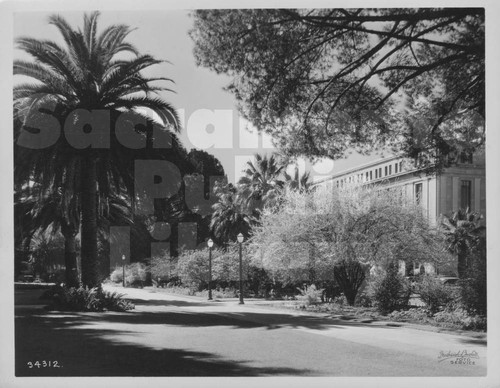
[
  {"left": 14, "top": 12, "right": 180, "bottom": 287},
  {"left": 237, "top": 153, "right": 285, "bottom": 214},
  {"left": 440, "top": 208, "right": 485, "bottom": 278}
]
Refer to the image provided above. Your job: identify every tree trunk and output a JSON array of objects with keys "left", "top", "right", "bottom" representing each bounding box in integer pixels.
[
  {"left": 308, "top": 243, "right": 316, "bottom": 284},
  {"left": 80, "top": 156, "right": 99, "bottom": 288},
  {"left": 457, "top": 242, "right": 468, "bottom": 278},
  {"left": 334, "top": 259, "right": 366, "bottom": 306},
  {"left": 63, "top": 233, "right": 79, "bottom": 287}
]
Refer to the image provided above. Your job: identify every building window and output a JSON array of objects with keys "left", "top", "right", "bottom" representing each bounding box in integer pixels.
[
  {"left": 384, "top": 166, "right": 388, "bottom": 176},
  {"left": 395, "top": 163, "right": 398, "bottom": 174},
  {"left": 414, "top": 183, "right": 423, "bottom": 205},
  {"left": 379, "top": 167, "right": 382, "bottom": 177},
  {"left": 399, "top": 161, "right": 403, "bottom": 172},
  {"left": 375, "top": 169, "right": 378, "bottom": 178},
  {"left": 461, "top": 180, "right": 472, "bottom": 209},
  {"left": 370, "top": 171, "right": 373, "bottom": 180},
  {"left": 388, "top": 165, "right": 392, "bottom": 175}
]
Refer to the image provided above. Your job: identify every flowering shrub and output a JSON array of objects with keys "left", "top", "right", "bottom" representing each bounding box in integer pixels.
[
  {"left": 109, "top": 268, "right": 122, "bottom": 283},
  {"left": 296, "top": 284, "right": 324, "bottom": 306},
  {"left": 125, "top": 262, "right": 147, "bottom": 287},
  {"left": 433, "top": 308, "right": 486, "bottom": 331},
  {"left": 110, "top": 262, "right": 147, "bottom": 287}
]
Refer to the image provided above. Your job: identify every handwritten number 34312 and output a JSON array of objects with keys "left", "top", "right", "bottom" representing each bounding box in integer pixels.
[{"left": 27, "top": 361, "right": 61, "bottom": 368}]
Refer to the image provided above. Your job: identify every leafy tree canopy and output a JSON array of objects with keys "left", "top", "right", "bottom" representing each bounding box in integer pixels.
[
  {"left": 190, "top": 8, "right": 485, "bottom": 171},
  {"left": 188, "top": 149, "right": 225, "bottom": 178},
  {"left": 249, "top": 183, "right": 451, "bottom": 286}
]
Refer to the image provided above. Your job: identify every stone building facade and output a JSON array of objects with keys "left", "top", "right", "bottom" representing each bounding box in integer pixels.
[{"left": 314, "top": 150, "right": 486, "bottom": 276}]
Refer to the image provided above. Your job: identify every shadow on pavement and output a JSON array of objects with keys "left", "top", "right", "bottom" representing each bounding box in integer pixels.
[
  {"left": 14, "top": 288, "right": 486, "bottom": 377},
  {"left": 457, "top": 337, "right": 487, "bottom": 346},
  {"left": 14, "top": 289, "right": 333, "bottom": 376},
  {"left": 91, "top": 309, "right": 396, "bottom": 331},
  {"left": 15, "top": 312, "right": 311, "bottom": 376},
  {"left": 125, "top": 298, "right": 209, "bottom": 308}
]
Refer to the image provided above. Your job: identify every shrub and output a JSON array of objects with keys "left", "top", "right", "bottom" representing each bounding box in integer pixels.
[
  {"left": 125, "top": 262, "right": 147, "bottom": 287},
  {"left": 458, "top": 253, "right": 486, "bottom": 316},
  {"left": 296, "top": 284, "right": 324, "bottom": 306},
  {"left": 433, "top": 307, "right": 487, "bottom": 331},
  {"left": 176, "top": 249, "right": 211, "bottom": 291},
  {"left": 459, "top": 278, "right": 486, "bottom": 316},
  {"left": 110, "top": 267, "right": 124, "bottom": 283},
  {"left": 245, "top": 266, "right": 272, "bottom": 297},
  {"left": 48, "top": 285, "right": 135, "bottom": 312},
  {"left": 161, "top": 285, "right": 196, "bottom": 296},
  {"left": 387, "top": 306, "right": 486, "bottom": 331},
  {"left": 99, "top": 290, "right": 135, "bottom": 311},
  {"left": 369, "top": 263, "right": 411, "bottom": 314},
  {"left": 109, "top": 262, "right": 148, "bottom": 287},
  {"left": 176, "top": 247, "right": 245, "bottom": 291},
  {"left": 333, "top": 259, "right": 368, "bottom": 306},
  {"left": 332, "top": 294, "right": 348, "bottom": 306},
  {"left": 150, "top": 255, "right": 176, "bottom": 283},
  {"left": 416, "top": 275, "right": 454, "bottom": 313},
  {"left": 388, "top": 307, "right": 432, "bottom": 323},
  {"left": 354, "top": 292, "right": 372, "bottom": 307},
  {"left": 195, "top": 287, "right": 239, "bottom": 299}
]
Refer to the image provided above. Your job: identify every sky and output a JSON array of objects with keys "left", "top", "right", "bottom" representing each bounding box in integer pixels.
[{"left": 12, "top": 9, "right": 390, "bottom": 183}]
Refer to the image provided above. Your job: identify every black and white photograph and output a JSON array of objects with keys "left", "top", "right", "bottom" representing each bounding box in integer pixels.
[{"left": 0, "top": 0, "right": 499, "bottom": 387}]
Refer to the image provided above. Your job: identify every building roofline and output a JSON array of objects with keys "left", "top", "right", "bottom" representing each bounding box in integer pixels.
[{"left": 314, "top": 154, "right": 403, "bottom": 185}]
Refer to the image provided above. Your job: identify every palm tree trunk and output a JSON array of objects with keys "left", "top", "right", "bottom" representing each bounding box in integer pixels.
[
  {"left": 63, "top": 233, "right": 79, "bottom": 287},
  {"left": 457, "top": 250, "right": 467, "bottom": 278},
  {"left": 81, "top": 156, "right": 99, "bottom": 288}
]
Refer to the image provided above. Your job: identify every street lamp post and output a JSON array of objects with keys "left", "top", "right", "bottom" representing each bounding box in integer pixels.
[
  {"left": 207, "top": 239, "right": 214, "bottom": 300},
  {"left": 237, "top": 233, "right": 244, "bottom": 305},
  {"left": 121, "top": 254, "right": 126, "bottom": 287}
]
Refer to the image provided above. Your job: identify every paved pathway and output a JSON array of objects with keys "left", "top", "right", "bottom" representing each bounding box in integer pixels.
[{"left": 14, "top": 285, "right": 487, "bottom": 377}]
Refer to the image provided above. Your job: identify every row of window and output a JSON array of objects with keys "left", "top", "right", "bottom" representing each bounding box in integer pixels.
[
  {"left": 414, "top": 180, "right": 472, "bottom": 209},
  {"left": 335, "top": 160, "right": 404, "bottom": 188}
]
